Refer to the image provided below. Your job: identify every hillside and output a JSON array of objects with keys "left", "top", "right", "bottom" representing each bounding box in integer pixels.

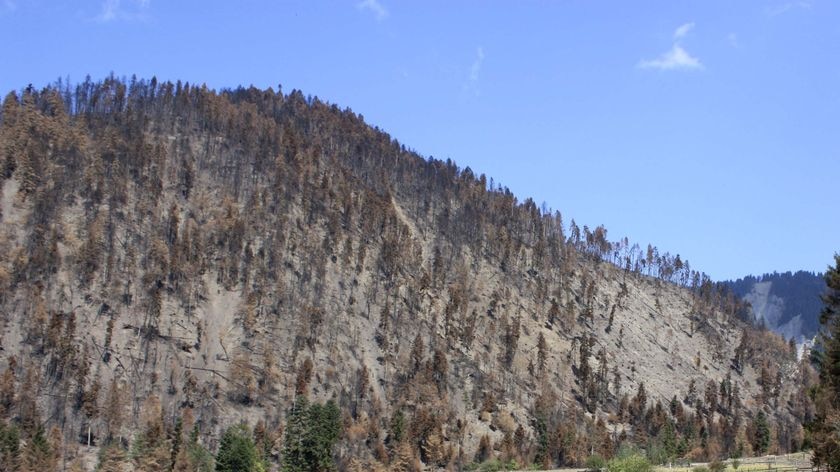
[
  {"left": 0, "top": 78, "right": 815, "bottom": 471},
  {"left": 725, "top": 271, "right": 826, "bottom": 343}
]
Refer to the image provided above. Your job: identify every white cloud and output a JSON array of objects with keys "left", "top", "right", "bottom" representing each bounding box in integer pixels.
[
  {"left": 463, "top": 47, "right": 485, "bottom": 96},
  {"left": 638, "top": 44, "right": 703, "bottom": 71},
  {"left": 639, "top": 23, "right": 703, "bottom": 72},
  {"left": 95, "top": 0, "right": 149, "bottom": 22},
  {"left": 727, "top": 32, "right": 739, "bottom": 48},
  {"left": 357, "top": 0, "right": 388, "bottom": 21},
  {"left": 470, "top": 47, "right": 485, "bottom": 83},
  {"left": 766, "top": 1, "right": 811, "bottom": 16},
  {"left": 97, "top": 0, "right": 118, "bottom": 21},
  {"left": 673, "top": 22, "right": 695, "bottom": 40}
]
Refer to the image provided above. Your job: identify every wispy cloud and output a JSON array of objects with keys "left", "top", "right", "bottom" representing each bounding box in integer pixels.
[
  {"left": 638, "top": 44, "right": 703, "bottom": 70},
  {"left": 470, "top": 47, "right": 485, "bottom": 83},
  {"left": 727, "top": 33, "right": 740, "bottom": 48},
  {"left": 673, "top": 22, "right": 695, "bottom": 40},
  {"left": 464, "top": 47, "right": 485, "bottom": 96},
  {"left": 95, "top": 0, "right": 150, "bottom": 23},
  {"left": 638, "top": 22, "right": 703, "bottom": 71},
  {"left": 97, "top": 0, "right": 118, "bottom": 21},
  {"left": 357, "top": 0, "right": 388, "bottom": 21},
  {"left": 766, "top": 1, "right": 811, "bottom": 16}
]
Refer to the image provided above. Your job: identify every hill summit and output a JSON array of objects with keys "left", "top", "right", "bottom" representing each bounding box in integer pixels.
[{"left": 0, "top": 77, "right": 814, "bottom": 470}]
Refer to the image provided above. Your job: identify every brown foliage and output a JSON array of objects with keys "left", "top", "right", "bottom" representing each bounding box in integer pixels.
[{"left": 295, "top": 358, "right": 314, "bottom": 396}]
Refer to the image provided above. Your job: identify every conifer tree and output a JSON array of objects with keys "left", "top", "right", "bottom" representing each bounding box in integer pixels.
[
  {"left": 96, "top": 444, "right": 129, "bottom": 472},
  {"left": 475, "top": 434, "right": 491, "bottom": 463},
  {"left": 131, "top": 396, "right": 172, "bottom": 472},
  {"left": 215, "top": 424, "right": 260, "bottom": 472},
  {"left": 751, "top": 411, "right": 770, "bottom": 456},
  {"left": 309, "top": 400, "right": 341, "bottom": 470},
  {"left": 0, "top": 358, "right": 16, "bottom": 417},
  {"left": 533, "top": 415, "right": 549, "bottom": 467},
  {"left": 17, "top": 367, "right": 40, "bottom": 438},
  {"left": 19, "top": 426, "right": 53, "bottom": 472},
  {"left": 103, "top": 378, "right": 125, "bottom": 443},
  {"left": 389, "top": 440, "right": 416, "bottom": 472},
  {"left": 281, "top": 396, "right": 310, "bottom": 472},
  {"left": 0, "top": 422, "right": 20, "bottom": 472},
  {"left": 389, "top": 410, "right": 405, "bottom": 445},
  {"left": 810, "top": 254, "right": 840, "bottom": 471},
  {"left": 173, "top": 420, "right": 213, "bottom": 472},
  {"left": 281, "top": 397, "right": 341, "bottom": 472},
  {"left": 409, "top": 334, "right": 424, "bottom": 377},
  {"left": 422, "top": 428, "right": 446, "bottom": 467}
]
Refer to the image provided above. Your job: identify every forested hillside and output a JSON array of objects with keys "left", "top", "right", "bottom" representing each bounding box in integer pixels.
[
  {"left": 0, "top": 77, "right": 815, "bottom": 471},
  {"left": 726, "top": 271, "right": 826, "bottom": 343}
]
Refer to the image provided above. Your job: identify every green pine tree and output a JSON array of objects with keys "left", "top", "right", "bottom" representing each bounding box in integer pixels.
[
  {"left": 389, "top": 410, "right": 405, "bottom": 444},
  {"left": 174, "top": 425, "right": 214, "bottom": 472},
  {"left": 21, "top": 426, "right": 53, "bottom": 471},
  {"left": 533, "top": 415, "right": 549, "bottom": 467},
  {"left": 811, "top": 255, "right": 840, "bottom": 471},
  {"left": 0, "top": 422, "right": 20, "bottom": 472},
  {"left": 752, "top": 411, "right": 770, "bottom": 456},
  {"left": 96, "top": 444, "right": 129, "bottom": 472},
  {"left": 281, "top": 396, "right": 311, "bottom": 472},
  {"left": 659, "top": 421, "right": 677, "bottom": 462},
  {"left": 281, "top": 397, "right": 341, "bottom": 472},
  {"left": 215, "top": 424, "right": 261, "bottom": 472},
  {"left": 309, "top": 400, "right": 340, "bottom": 471}
]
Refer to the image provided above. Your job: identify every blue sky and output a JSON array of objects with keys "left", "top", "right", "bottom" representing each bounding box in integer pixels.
[{"left": 1, "top": 0, "right": 838, "bottom": 280}]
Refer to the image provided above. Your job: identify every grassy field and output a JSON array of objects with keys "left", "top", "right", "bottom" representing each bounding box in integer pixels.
[
  {"left": 505, "top": 452, "right": 814, "bottom": 472},
  {"left": 653, "top": 452, "right": 813, "bottom": 472}
]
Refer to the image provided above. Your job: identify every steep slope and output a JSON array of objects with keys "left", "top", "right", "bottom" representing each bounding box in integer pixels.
[
  {"left": 726, "top": 271, "right": 826, "bottom": 343},
  {"left": 0, "top": 79, "right": 814, "bottom": 470}
]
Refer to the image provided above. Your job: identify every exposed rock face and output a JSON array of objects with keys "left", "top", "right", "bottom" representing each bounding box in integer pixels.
[
  {"left": 0, "top": 79, "right": 812, "bottom": 468},
  {"left": 744, "top": 282, "right": 786, "bottom": 329}
]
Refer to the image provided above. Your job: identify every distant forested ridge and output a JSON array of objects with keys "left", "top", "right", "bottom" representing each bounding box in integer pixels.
[{"left": 726, "top": 271, "right": 826, "bottom": 342}]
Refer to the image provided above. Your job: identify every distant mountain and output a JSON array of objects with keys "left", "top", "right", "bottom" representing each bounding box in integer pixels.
[{"left": 725, "top": 271, "right": 826, "bottom": 342}]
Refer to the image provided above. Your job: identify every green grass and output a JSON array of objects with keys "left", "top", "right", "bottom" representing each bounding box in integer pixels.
[
  {"left": 654, "top": 466, "right": 800, "bottom": 472},
  {"left": 653, "top": 456, "right": 809, "bottom": 472},
  {"left": 465, "top": 459, "right": 523, "bottom": 471}
]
